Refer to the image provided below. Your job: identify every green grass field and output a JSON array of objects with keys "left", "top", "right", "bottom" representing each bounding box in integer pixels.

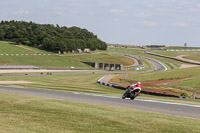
[
  {"left": 184, "top": 53, "right": 200, "bottom": 62},
  {"left": 0, "top": 55, "right": 91, "bottom": 69},
  {"left": 0, "top": 74, "right": 123, "bottom": 97},
  {"left": 110, "top": 66, "right": 200, "bottom": 97},
  {"left": 65, "top": 52, "right": 134, "bottom": 66},
  {"left": 1, "top": 41, "right": 200, "bottom": 132},
  {"left": 0, "top": 41, "right": 134, "bottom": 69},
  {"left": 110, "top": 67, "right": 200, "bottom": 88},
  {"left": 0, "top": 91, "right": 200, "bottom": 133},
  {"left": 148, "top": 50, "right": 195, "bottom": 57},
  {"left": 170, "top": 77, "right": 200, "bottom": 89},
  {"left": 148, "top": 50, "right": 200, "bottom": 62},
  {"left": 126, "top": 67, "right": 200, "bottom": 81},
  {"left": 0, "top": 41, "right": 49, "bottom": 54},
  {"left": 108, "top": 47, "right": 185, "bottom": 70},
  {"left": 1, "top": 73, "right": 200, "bottom": 105},
  {"left": 108, "top": 47, "right": 200, "bottom": 97}
]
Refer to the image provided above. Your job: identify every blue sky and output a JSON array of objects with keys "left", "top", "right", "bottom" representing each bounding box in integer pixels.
[{"left": 1, "top": 0, "right": 200, "bottom": 47}]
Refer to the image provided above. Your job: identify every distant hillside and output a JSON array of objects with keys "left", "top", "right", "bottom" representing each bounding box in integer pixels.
[{"left": 0, "top": 20, "right": 107, "bottom": 53}]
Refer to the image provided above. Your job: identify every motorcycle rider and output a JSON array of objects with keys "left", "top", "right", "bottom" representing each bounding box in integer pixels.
[{"left": 122, "top": 81, "right": 142, "bottom": 99}]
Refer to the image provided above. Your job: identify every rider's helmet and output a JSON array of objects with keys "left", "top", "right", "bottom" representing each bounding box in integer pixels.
[{"left": 137, "top": 81, "right": 141, "bottom": 85}]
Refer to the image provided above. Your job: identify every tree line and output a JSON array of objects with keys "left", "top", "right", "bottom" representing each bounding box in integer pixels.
[{"left": 0, "top": 20, "right": 107, "bottom": 53}]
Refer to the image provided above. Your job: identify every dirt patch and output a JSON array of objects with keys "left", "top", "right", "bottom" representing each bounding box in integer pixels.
[
  {"left": 180, "top": 64, "right": 199, "bottom": 69},
  {"left": 176, "top": 55, "right": 187, "bottom": 59},
  {"left": 144, "top": 89, "right": 181, "bottom": 96},
  {"left": 0, "top": 81, "right": 35, "bottom": 84},
  {"left": 141, "top": 78, "right": 191, "bottom": 88},
  {"left": 100, "top": 74, "right": 118, "bottom": 83}
]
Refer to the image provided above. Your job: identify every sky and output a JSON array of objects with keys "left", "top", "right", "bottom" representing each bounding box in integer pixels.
[{"left": 1, "top": 0, "right": 200, "bottom": 47}]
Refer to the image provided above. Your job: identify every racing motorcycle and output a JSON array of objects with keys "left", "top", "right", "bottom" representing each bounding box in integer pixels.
[{"left": 122, "top": 86, "right": 141, "bottom": 100}]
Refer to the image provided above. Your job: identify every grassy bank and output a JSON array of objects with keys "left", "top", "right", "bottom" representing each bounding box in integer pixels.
[
  {"left": 170, "top": 77, "right": 200, "bottom": 88},
  {"left": 66, "top": 52, "right": 134, "bottom": 66},
  {"left": 184, "top": 53, "right": 200, "bottom": 62},
  {"left": 110, "top": 67, "right": 200, "bottom": 97},
  {"left": 125, "top": 67, "right": 200, "bottom": 82},
  {"left": 0, "top": 41, "right": 49, "bottom": 54},
  {"left": 108, "top": 47, "right": 185, "bottom": 70},
  {"left": 0, "top": 74, "right": 123, "bottom": 97},
  {"left": 0, "top": 55, "right": 92, "bottom": 69},
  {"left": 148, "top": 50, "right": 195, "bottom": 57},
  {"left": 148, "top": 49, "right": 200, "bottom": 62},
  {"left": 0, "top": 91, "right": 200, "bottom": 133},
  {"left": 0, "top": 41, "right": 134, "bottom": 69}
]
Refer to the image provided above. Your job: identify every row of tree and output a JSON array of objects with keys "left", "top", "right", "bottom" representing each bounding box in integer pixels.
[{"left": 0, "top": 20, "right": 107, "bottom": 53}]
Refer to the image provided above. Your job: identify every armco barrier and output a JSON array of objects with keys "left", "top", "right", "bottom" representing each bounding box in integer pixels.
[
  {"left": 97, "top": 81, "right": 117, "bottom": 88},
  {"left": 97, "top": 76, "right": 126, "bottom": 90}
]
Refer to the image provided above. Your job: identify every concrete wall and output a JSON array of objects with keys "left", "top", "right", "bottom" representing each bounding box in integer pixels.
[{"left": 94, "top": 62, "right": 122, "bottom": 70}]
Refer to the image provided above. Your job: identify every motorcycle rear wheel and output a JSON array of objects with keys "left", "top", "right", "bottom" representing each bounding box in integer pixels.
[{"left": 130, "top": 92, "right": 138, "bottom": 100}]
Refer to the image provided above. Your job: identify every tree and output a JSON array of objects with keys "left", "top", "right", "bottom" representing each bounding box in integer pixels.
[
  {"left": 0, "top": 20, "right": 107, "bottom": 53},
  {"left": 0, "top": 29, "right": 5, "bottom": 39}
]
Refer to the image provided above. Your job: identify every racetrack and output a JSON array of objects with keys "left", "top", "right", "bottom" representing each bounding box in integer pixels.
[
  {"left": 1, "top": 55, "right": 197, "bottom": 119},
  {"left": 0, "top": 86, "right": 199, "bottom": 119},
  {"left": 0, "top": 53, "right": 166, "bottom": 78}
]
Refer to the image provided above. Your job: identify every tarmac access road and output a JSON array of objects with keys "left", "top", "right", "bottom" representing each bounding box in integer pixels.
[{"left": 0, "top": 86, "right": 200, "bottom": 119}]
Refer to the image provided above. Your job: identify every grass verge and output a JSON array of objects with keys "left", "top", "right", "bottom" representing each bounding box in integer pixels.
[
  {"left": 0, "top": 73, "right": 200, "bottom": 105},
  {"left": 110, "top": 67, "right": 200, "bottom": 97},
  {"left": 0, "top": 74, "right": 124, "bottom": 97},
  {"left": 0, "top": 91, "right": 200, "bottom": 133}
]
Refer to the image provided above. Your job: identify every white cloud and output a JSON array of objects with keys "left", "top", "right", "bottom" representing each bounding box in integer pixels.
[
  {"left": 13, "top": 10, "right": 29, "bottom": 15},
  {"left": 99, "top": 2, "right": 112, "bottom": 7},
  {"left": 52, "top": 7, "right": 65, "bottom": 16},
  {"left": 142, "top": 21, "right": 157, "bottom": 27},
  {"left": 188, "top": 8, "right": 199, "bottom": 12},
  {"left": 110, "top": 9, "right": 124, "bottom": 14},
  {"left": 147, "top": 4, "right": 155, "bottom": 8},
  {"left": 134, "top": 12, "right": 151, "bottom": 18},
  {"left": 173, "top": 22, "right": 188, "bottom": 27},
  {"left": 109, "top": 9, "right": 128, "bottom": 17},
  {"left": 196, "top": 3, "right": 200, "bottom": 7}
]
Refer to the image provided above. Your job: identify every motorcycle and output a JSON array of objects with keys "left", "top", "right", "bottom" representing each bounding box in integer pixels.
[{"left": 122, "top": 86, "right": 141, "bottom": 100}]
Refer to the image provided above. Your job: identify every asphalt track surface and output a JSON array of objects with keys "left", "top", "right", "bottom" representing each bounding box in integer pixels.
[{"left": 0, "top": 86, "right": 200, "bottom": 119}]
